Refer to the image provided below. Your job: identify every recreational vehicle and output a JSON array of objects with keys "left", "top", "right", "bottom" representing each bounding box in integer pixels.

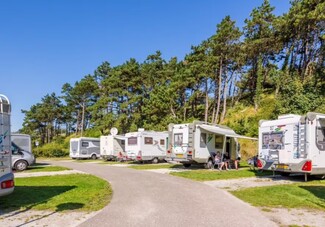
[
  {"left": 167, "top": 121, "right": 256, "bottom": 168},
  {"left": 69, "top": 137, "right": 100, "bottom": 159},
  {"left": 125, "top": 129, "right": 169, "bottom": 163},
  {"left": 0, "top": 94, "right": 14, "bottom": 196},
  {"left": 258, "top": 112, "right": 325, "bottom": 180},
  {"left": 100, "top": 135, "right": 126, "bottom": 161},
  {"left": 11, "top": 133, "right": 35, "bottom": 171}
]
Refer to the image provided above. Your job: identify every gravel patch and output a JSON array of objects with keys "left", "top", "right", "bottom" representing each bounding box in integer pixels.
[
  {"left": 0, "top": 209, "right": 99, "bottom": 227},
  {"left": 14, "top": 170, "right": 87, "bottom": 178}
]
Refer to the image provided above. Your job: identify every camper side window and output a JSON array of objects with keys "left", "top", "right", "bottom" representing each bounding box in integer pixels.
[
  {"left": 215, "top": 135, "right": 223, "bottom": 149},
  {"left": 200, "top": 133, "right": 207, "bottom": 148},
  {"left": 82, "top": 142, "right": 89, "bottom": 147},
  {"left": 160, "top": 139, "right": 165, "bottom": 145},
  {"left": 316, "top": 127, "right": 325, "bottom": 151},
  {"left": 128, "top": 137, "right": 137, "bottom": 146},
  {"left": 174, "top": 133, "right": 183, "bottom": 146},
  {"left": 145, "top": 137, "right": 153, "bottom": 145}
]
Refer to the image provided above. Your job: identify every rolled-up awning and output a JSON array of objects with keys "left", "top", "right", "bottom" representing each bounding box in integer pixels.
[
  {"left": 198, "top": 124, "right": 257, "bottom": 141},
  {"left": 114, "top": 135, "right": 126, "bottom": 140}
]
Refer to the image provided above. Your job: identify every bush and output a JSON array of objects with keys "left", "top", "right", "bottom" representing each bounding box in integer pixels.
[{"left": 33, "top": 142, "right": 69, "bottom": 158}]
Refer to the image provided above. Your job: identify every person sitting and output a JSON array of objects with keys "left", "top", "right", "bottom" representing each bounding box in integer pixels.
[
  {"left": 214, "top": 152, "right": 224, "bottom": 169},
  {"left": 234, "top": 155, "right": 241, "bottom": 170},
  {"left": 219, "top": 151, "right": 230, "bottom": 170}
]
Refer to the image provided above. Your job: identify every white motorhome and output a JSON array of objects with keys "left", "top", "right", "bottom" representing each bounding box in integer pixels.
[
  {"left": 125, "top": 129, "right": 169, "bottom": 163},
  {"left": 0, "top": 94, "right": 14, "bottom": 196},
  {"left": 100, "top": 135, "right": 126, "bottom": 161},
  {"left": 167, "top": 121, "right": 256, "bottom": 168},
  {"left": 69, "top": 137, "right": 100, "bottom": 159},
  {"left": 258, "top": 112, "right": 325, "bottom": 180}
]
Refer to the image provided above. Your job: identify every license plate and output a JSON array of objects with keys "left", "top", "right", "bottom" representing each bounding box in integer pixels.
[
  {"left": 276, "top": 164, "right": 289, "bottom": 170},
  {"left": 176, "top": 154, "right": 183, "bottom": 158}
]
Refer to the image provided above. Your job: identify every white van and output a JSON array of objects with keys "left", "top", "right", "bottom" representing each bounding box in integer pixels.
[
  {"left": 69, "top": 137, "right": 100, "bottom": 159},
  {"left": 100, "top": 135, "right": 126, "bottom": 161},
  {"left": 125, "top": 129, "right": 169, "bottom": 163},
  {"left": 258, "top": 112, "right": 325, "bottom": 180},
  {"left": 0, "top": 94, "right": 14, "bottom": 196}
]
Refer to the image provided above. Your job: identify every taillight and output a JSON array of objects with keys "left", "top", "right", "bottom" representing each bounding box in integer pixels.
[
  {"left": 257, "top": 159, "right": 263, "bottom": 168},
  {"left": 1, "top": 180, "right": 14, "bottom": 189},
  {"left": 302, "top": 161, "right": 312, "bottom": 171},
  {"left": 188, "top": 151, "right": 192, "bottom": 155},
  {"left": 137, "top": 151, "right": 142, "bottom": 160}
]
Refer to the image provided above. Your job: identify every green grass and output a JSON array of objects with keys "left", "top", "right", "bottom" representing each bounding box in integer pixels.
[
  {"left": 231, "top": 180, "right": 325, "bottom": 211},
  {"left": 24, "top": 164, "right": 71, "bottom": 172},
  {"left": 170, "top": 169, "right": 273, "bottom": 181},
  {"left": 129, "top": 164, "right": 183, "bottom": 170},
  {"left": 0, "top": 174, "right": 112, "bottom": 212}
]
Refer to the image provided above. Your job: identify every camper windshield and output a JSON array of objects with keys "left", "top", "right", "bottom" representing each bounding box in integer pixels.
[
  {"left": 174, "top": 133, "right": 183, "bottom": 146},
  {"left": 262, "top": 132, "right": 284, "bottom": 149},
  {"left": 128, "top": 137, "right": 137, "bottom": 146}
]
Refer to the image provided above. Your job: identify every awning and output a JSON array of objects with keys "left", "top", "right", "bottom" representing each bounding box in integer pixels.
[
  {"left": 114, "top": 135, "right": 126, "bottom": 140},
  {"left": 198, "top": 124, "right": 257, "bottom": 141}
]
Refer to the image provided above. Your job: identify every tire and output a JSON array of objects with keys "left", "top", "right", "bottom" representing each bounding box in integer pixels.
[
  {"left": 152, "top": 158, "right": 159, "bottom": 164},
  {"left": 14, "top": 160, "right": 28, "bottom": 171},
  {"left": 183, "top": 163, "right": 191, "bottom": 168},
  {"left": 91, "top": 154, "right": 97, "bottom": 160}
]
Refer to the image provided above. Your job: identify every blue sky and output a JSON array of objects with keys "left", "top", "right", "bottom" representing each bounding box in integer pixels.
[{"left": 0, "top": 0, "right": 291, "bottom": 132}]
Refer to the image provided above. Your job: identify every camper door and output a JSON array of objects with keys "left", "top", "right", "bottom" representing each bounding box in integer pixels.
[{"left": 172, "top": 125, "right": 189, "bottom": 157}]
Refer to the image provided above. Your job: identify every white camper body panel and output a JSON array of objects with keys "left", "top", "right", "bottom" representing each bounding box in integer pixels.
[
  {"left": 167, "top": 121, "right": 247, "bottom": 167},
  {"left": 69, "top": 137, "right": 100, "bottom": 159},
  {"left": 258, "top": 112, "right": 325, "bottom": 175},
  {"left": 0, "top": 94, "right": 14, "bottom": 196},
  {"left": 125, "top": 131, "right": 169, "bottom": 162},
  {"left": 100, "top": 135, "right": 125, "bottom": 161}
]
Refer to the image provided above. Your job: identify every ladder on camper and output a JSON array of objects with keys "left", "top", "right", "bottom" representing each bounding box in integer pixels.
[{"left": 298, "top": 124, "right": 306, "bottom": 158}]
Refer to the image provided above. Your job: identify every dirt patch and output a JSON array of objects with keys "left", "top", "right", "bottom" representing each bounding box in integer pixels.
[{"left": 0, "top": 209, "right": 98, "bottom": 227}]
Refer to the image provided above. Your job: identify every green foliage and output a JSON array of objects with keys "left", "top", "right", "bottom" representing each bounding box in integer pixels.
[{"left": 33, "top": 142, "right": 68, "bottom": 158}]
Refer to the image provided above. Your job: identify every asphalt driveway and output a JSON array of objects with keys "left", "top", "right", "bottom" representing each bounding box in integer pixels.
[{"left": 49, "top": 161, "right": 277, "bottom": 227}]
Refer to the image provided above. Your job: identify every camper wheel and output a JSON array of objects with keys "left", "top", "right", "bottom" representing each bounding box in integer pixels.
[
  {"left": 14, "top": 160, "right": 28, "bottom": 171},
  {"left": 183, "top": 163, "right": 191, "bottom": 168},
  {"left": 152, "top": 158, "right": 159, "bottom": 164},
  {"left": 91, "top": 154, "right": 97, "bottom": 160}
]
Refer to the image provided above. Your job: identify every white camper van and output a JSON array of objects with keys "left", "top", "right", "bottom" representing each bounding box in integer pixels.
[
  {"left": 0, "top": 94, "right": 14, "bottom": 196},
  {"left": 258, "top": 112, "right": 325, "bottom": 180},
  {"left": 167, "top": 121, "right": 256, "bottom": 168},
  {"left": 125, "top": 129, "right": 169, "bottom": 163},
  {"left": 100, "top": 135, "right": 126, "bottom": 161},
  {"left": 69, "top": 137, "right": 100, "bottom": 159}
]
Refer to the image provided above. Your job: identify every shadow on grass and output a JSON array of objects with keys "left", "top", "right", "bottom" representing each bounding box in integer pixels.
[
  {"left": 300, "top": 185, "right": 325, "bottom": 209},
  {"left": 0, "top": 185, "right": 76, "bottom": 214}
]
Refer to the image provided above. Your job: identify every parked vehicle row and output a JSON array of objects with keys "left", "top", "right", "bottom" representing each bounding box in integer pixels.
[{"left": 69, "top": 112, "right": 325, "bottom": 181}]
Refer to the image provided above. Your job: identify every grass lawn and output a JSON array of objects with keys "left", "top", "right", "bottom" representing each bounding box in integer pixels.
[
  {"left": 23, "top": 164, "right": 71, "bottom": 172},
  {"left": 231, "top": 180, "right": 325, "bottom": 211},
  {"left": 0, "top": 174, "right": 112, "bottom": 212},
  {"left": 129, "top": 163, "right": 183, "bottom": 170},
  {"left": 170, "top": 168, "right": 273, "bottom": 181}
]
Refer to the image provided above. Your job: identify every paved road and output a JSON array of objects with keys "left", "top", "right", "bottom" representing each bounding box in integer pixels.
[{"left": 49, "top": 161, "right": 277, "bottom": 227}]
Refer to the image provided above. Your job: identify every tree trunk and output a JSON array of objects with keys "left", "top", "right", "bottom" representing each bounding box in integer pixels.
[
  {"left": 204, "top": 78, "right": 209, "bottom": 123},
  {"left": 214, "top": 58, "right": 223, "bottom": 124}
]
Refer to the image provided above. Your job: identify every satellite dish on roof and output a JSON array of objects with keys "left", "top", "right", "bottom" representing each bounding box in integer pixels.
[{"left": 110, "top": 127, "right": 118, "bottom": 136}]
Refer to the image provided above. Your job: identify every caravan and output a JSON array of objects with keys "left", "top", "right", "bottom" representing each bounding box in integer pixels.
[
  {"left": 0, "top": 94, "right": 14, "bottom": 196},
  {"left": 125, "top": 129, "right": 169, "bottom": 163},
  {"left": 258, "top": 112, "right": 325, "bottom": 180},
  {"left": 69, "top": 137, "right": 100, "bottom": 159},
  {"left": 167, "top": 121, "right": 256, "bottom": 168},
  {"left": 100, "top": 135, "right": 126, "bottom": 161}
]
